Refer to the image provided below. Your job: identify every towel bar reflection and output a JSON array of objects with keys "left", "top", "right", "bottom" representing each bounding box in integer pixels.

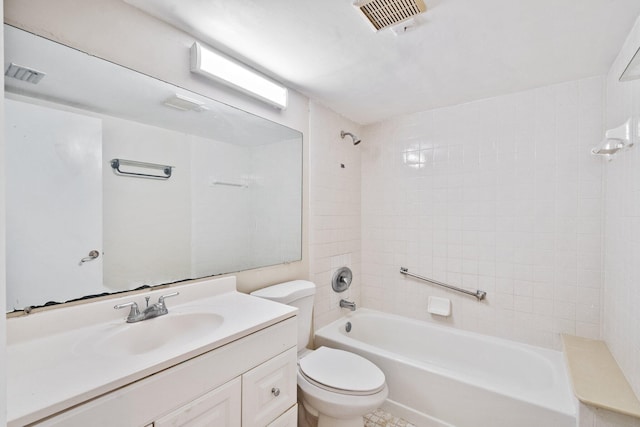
[
  {"left": 211, "top": 180, "right": 248, "bottom": 188},
  {"left": 400, "top": 267, "right": 487, "bottom": 301},
  {"left": 110, "top": 158, "right": 173, "bottom": 180}
]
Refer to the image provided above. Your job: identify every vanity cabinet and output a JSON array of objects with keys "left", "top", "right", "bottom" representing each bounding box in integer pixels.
[
  {"left": 154, "top": 348, "right": 298, "bottom": 427},
  {"left": 154, "top": 377, "right": 242, "bottom": 426},
  {"left": 31, "top": 318, "right": 297, "bottom": 427}
]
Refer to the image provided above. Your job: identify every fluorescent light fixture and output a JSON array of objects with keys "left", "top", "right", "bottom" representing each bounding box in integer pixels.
[{"left": 190, "top": 42, "right": 288, "bottom": 109}]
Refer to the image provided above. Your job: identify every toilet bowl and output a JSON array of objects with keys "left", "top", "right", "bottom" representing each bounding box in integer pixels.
[
  {"left": 251, "top": 280, "right": 388, "bottom": 427},
  {"left": 297, "top": 346, "right": 388, "bottom": 427}
]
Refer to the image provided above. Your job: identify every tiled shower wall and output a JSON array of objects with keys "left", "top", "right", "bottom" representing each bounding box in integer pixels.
[
  {"left": 603, "top": 15, "right": 640, "bottom": 399},
  {"left": 309, "top": 101, "right": 362, "bottom": 329},
  {"left": 360, "top": 77, "right": 605, "bottom": 350}
]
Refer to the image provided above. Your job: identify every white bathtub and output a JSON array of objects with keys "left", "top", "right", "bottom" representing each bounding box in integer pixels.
[{"left": 314, "top": 309, "right": 577, "bottom": 427}]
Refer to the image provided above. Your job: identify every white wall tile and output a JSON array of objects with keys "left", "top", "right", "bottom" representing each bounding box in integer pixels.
[
  {"left": 360, "top": 77, "right": 605, "bottom": 350},
  {"left": 309, "top": 101, "right": 362, "bottom": 330},
  {"left": 602, "top": 13, "right": 640, "bottom": 401}
]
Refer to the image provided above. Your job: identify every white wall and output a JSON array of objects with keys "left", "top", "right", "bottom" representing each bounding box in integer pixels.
[
  {"left": 190, "top": 136, "right": 251, "bottom": 276},
  {"left": 603, "top": 14, "right": 640, "bottom": 401},
  {"left": 0, "top": 0, "right": 6, "bottom": 421},
  {"left": 249, "top": 139, "right": 303, "bottom": 267},
  {"left": 4, "top": 0, "right": 310, "bottom": 293},
  {"left": 361, "top": 77, "right": 605, "bottom": 350},
  {"left": 190, "top": 136, "right": 303, "bottom": 277},
  {"left": 103, "top": 118, "right": 192, "bottom": 291},
  {"left": 309, "top": 101, "right": 362, "bottom": 329}
]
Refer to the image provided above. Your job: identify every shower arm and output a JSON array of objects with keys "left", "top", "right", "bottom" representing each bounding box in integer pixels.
[{"left": 340, "top": 130, "right": 361, "bottom": 145}]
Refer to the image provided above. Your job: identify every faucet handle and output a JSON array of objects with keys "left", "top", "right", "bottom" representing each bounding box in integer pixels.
[
  {"left": 114, "top": 301, "right": 140, "bottom": 322},
  {"left": 158, "top": 291, "right": 179, "bottom": 307}
]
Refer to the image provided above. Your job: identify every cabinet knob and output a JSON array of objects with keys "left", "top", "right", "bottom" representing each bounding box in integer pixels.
[{"left": 271, "top": 387, "right": 280, "bottom": 397}]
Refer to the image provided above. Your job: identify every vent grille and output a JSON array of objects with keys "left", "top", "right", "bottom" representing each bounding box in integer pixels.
[
  {"left": 5, "top": 63, "right": 46, "bottom": 84},
  {"left": 357, "top": 0, "right": 427, "bottom": 31}
]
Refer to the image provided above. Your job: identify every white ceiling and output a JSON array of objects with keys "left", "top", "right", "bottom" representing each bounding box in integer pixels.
[{"left": 125, "top": 0, "right": 640, "bottom": 125}]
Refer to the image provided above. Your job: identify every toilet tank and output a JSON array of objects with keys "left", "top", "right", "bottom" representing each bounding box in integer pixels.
[{"left": 250, "top": 280, "right": 316, "bottom": 351}]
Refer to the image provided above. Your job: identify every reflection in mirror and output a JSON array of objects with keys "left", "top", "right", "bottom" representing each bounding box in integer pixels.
[
  {"left": 4, "top": 25, "right": 303, "bottom": 312},
  {"left": 620, "top": 46, "right": 640, "bottom": 81}
]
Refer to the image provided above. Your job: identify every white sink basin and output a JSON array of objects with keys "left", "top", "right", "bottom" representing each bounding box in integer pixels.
[{"left": 87, "top": 311, "right": 224, "bottom": 356}]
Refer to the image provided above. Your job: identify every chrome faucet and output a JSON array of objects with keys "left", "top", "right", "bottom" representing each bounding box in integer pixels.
[
  {"left": 114, "top": 292, "right": 179, "bottom": 323},
  {"left": 339, "top": 299, "right": 356, "bottom": 311}
]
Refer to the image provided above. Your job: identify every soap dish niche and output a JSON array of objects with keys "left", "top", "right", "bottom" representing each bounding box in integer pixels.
[{"left": 591, "top": 117, "right": 638, "bottom": 160}]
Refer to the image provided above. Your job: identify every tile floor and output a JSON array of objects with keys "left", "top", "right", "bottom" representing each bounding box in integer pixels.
[{"left": 364, "top": 408, "right": 416, "bottom": 427}]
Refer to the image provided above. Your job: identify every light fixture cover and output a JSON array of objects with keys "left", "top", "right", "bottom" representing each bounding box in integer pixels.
[
  {"left": 190, "top": 42, "right": 288, "bottom": 109},
  {"left": 163, "top": 93, "right": 209, "bottom": 112}
]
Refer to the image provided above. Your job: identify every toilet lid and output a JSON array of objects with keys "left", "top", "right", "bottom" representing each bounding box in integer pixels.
[{"left": 298, "top": 346, "right": 385, "bottom": 394}]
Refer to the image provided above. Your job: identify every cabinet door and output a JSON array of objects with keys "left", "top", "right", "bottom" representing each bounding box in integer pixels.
[
  {"left": 5, "top": 98, "right": 103, "bottom": 310},
  {"left": 155, "top": 377, "right": 241, "bottom": 427},
  {"left": 242, "top": 348, "right": 297, "bottom": 427},
  {"left": 266, "top": 405, "right": 297, "bottom": 427}
]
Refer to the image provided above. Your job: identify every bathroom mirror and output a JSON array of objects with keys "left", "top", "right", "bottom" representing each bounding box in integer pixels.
[
  {"left": 620, "top": 46, "right": 640, "bottom": 81},
  {"left": 4, "top": 25, "right": 303, "bottom": 312}
]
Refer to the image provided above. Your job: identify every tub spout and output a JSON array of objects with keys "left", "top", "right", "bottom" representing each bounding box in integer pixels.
[{"left": 340, "top": 299, "right": 356, "bottom": 311}]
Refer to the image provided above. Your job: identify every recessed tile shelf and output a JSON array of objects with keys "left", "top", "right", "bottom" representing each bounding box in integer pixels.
[{"left": 562, "top": 334, "right": 640, "bottom": 419}]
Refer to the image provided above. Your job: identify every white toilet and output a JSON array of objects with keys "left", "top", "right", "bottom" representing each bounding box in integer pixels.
[{"left": 251, "top": 280, "right": 388, "bottom": 427}]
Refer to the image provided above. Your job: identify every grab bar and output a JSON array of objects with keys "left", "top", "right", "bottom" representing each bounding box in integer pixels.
[
  {"left": 110, "top": 158, "right": 173, "bottom": 180},
  {"left": 400, "top": 267, "right": 487, "bottom": 301}
]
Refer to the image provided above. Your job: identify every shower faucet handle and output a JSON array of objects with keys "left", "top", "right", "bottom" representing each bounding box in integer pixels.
[{"left": 332, "top": 267, "right": 353, "bottom": 292}]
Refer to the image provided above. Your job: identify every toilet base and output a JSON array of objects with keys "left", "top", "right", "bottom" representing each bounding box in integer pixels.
[
  {"left": 298, "top": 398, "right": 317, "bottom": 427},
  {"left": 318, "top": 414, "right": 365, "bottom": 427},
  {"left": 300, "top": 395, "right": 367, "bottom": 427}
]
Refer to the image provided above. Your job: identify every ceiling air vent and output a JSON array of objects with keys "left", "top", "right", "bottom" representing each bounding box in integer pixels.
[
  {"left": 5, "top": 63, "right": 46, "bottom": 84},
  {"left": 356, "top": 0, "right": 427, "bottom": 31}
]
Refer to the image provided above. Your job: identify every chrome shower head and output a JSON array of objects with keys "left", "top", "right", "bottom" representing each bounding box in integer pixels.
[{"left": 340, "top": 130, "right": 361, "bottom": 145}]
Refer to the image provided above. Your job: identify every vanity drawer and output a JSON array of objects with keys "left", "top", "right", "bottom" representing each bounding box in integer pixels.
[{"left": 242, "top": 347, "right": 297, "bottom": 427}]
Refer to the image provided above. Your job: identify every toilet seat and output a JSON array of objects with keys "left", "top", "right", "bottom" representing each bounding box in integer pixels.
[{"left": 298, "top": 346, "right": 385, "bottom": 396}]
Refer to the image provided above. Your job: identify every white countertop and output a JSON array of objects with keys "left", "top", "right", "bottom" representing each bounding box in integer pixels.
[{"left": 6, "top": 276, "right": 297, "bottom": 426}]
